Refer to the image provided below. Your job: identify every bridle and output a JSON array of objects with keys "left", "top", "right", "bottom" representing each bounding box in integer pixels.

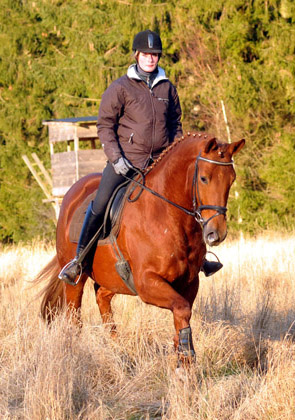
[
  {"left": 193, "top": 153, "right": 234, "bottom": 227},
  {"left": 123, "top": 152, "right": 234, "bottom": 228}
]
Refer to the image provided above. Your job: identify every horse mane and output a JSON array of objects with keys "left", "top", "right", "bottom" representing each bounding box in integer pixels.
[{"left": 146, "top": 132, "right": 217, "bottom": 172}]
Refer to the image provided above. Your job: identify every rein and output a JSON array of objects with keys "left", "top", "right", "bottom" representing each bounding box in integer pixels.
[
  {"left": 123, "top": 153, "right": 234, "bottom": 227},
  {"left": 123, "top": 169, "right": 195, "bottom": 217}
]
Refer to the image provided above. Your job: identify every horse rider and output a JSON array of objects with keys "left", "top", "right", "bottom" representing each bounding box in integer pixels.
[{"left": 58, "top": 29, "right": 222, "bottom": 285}]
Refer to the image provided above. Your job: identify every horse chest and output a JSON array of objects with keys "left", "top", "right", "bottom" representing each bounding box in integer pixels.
[{"left": 160, "top": 241, "right": 204, "bottom": 282}]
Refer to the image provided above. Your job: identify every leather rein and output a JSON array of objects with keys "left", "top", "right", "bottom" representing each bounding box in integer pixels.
[{"left": 123, "top": 153, "right": 234, "bottom": 228}]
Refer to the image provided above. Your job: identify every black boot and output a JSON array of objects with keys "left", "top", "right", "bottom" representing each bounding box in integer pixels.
[
  {"left": 201, "top": 259, "right": 223, "bottom": 277},
  {"left": 58, "top": 202, "right": 102, "bottom": 285}
]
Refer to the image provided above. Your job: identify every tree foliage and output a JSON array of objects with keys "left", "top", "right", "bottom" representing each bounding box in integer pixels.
[{"left": 0, "top": 0, "right": 295, "bottom": 242}]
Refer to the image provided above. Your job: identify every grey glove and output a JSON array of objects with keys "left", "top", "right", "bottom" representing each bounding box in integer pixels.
[{"left": 112, "top": 157, "right": 133, "bottom": 175}]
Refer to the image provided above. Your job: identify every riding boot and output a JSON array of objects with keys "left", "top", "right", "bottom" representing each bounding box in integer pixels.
[
  {"left": 201, "top": 259, "right": 223, "bottom": 277},
  {"left": 58, "top": 202, "right": 102, "bottom": 285}
]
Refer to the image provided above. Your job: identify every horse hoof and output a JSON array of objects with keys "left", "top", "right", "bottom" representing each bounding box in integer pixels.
[
  {"left": 175, "top": 366, "right": 187, "bottom": 381},
  {"left": 110, "top": 328, "right": 118, "bottom": 340}
]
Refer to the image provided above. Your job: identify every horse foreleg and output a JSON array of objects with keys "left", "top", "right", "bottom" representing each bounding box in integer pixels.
[
  {"left": 64, "top": 273, "right": 88, "bottom": 325},
  {"left": 95, "top": 286, "right": 117, "bottom": 336},
  {"left": 136, "top": 273, "right": 195, "bottom": 361},
  {"left": 176, "top": 276, "right": 200, "bottom": 365}
]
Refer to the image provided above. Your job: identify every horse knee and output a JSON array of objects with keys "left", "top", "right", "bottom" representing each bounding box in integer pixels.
[{"left": 173, "top": 301, "right": 192, "bottom": 326}]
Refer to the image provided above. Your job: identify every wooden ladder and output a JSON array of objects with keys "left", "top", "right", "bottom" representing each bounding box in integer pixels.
[{"left": 22, "top": 153, "right": 60, "bottom": 222}]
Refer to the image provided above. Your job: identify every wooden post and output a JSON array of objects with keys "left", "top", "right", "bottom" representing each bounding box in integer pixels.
[
  {"left": 221, "top": 100, "right": 231, "bottom": 144},
  {"left": 74, "top": 126, "right": 79, "bottom": 181},
  {"left": 220, "top": 100, "right": 242, "bottom": 229}
]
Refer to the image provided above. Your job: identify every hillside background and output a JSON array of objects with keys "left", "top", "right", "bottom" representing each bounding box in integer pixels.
[{"left": 1, "top": 0, "right": 295, "bottom": 242}]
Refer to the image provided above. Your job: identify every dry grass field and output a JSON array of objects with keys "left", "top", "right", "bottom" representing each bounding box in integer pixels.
[{"left": 0, "top": 233, "right": 295, "bottom": 420}]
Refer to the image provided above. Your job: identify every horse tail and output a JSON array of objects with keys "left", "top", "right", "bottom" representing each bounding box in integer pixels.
[{"left": 34, "top": 255, "right": 65, "bottom": 322}]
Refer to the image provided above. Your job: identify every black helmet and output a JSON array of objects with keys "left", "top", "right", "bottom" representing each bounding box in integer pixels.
[{"left": 132, "top": 30, "right": 162, "bottom": 54}]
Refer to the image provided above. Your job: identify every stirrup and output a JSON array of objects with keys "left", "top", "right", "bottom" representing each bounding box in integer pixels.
[
  {"left": 58, "top": 258, "right": 83, "bottom": 286},
  {"left": 206, "top": 251, "right": 221, "bottom": 264}
]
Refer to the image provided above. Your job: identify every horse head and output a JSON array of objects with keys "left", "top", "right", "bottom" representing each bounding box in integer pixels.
[{"left": 195, "top": 137, "right": 245, "bottom": 246}]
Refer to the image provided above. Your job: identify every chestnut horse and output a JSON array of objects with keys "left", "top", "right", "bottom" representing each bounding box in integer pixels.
[{"left": 36, "top": 133, "right": 245, "bottom": 362}]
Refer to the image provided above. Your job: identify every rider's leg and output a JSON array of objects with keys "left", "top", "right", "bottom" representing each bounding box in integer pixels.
[
  {"left": 58, "top": 201, "right": 102, "bottom": 285},
  {"left": 58, "top": 163, "right": 129, "bottom": 285}
]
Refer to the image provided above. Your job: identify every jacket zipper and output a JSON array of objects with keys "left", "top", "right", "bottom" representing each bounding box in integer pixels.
[{"left": 149, "top": 86, "right": 156, "bottom": 161}]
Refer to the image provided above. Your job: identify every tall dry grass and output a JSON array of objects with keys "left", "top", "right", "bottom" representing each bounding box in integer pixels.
[{"left": 0, "top": 233, "right": 295, "bottom": 420}]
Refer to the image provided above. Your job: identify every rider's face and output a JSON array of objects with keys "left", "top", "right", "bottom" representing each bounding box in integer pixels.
[{"left": 137, "top": 52, "right": 159, "bottom": 73}]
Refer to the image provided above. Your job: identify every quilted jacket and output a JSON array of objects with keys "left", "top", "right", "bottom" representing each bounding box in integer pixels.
[{"left": 96, "top": 64, "right": 183, "bottom": 169}]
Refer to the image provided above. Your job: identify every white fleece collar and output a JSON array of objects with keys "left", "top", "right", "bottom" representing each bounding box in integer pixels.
[{"left": 127, "top": 64, "right": 168, "bottom": 89}]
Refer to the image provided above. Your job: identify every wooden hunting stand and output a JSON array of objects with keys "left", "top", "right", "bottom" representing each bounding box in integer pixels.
[{"left": 22, "top": 116, "right": 107, "bottom": 221}]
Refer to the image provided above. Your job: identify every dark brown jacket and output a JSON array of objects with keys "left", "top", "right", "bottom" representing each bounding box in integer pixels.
[{"left": 97, "top": 65, "right": 182, "bottom": 169}]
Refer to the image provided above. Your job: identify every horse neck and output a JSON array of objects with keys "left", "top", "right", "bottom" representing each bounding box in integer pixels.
[{"left": 147, "top": 140, "right": 199, "bottom": 210}]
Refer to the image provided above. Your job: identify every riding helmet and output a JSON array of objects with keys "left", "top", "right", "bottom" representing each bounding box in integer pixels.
[{"left": 132, "top": 30, "right": 162, "bottom": 54}]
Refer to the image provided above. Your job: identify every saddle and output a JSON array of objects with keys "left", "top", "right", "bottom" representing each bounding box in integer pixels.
[{"left": 69, "top": 183, "right": 128, "bottom": 245}]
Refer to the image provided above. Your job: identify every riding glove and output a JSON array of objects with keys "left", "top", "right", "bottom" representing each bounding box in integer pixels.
[{"left": 112, "top": 157, "right": 133, "bottom": 175}]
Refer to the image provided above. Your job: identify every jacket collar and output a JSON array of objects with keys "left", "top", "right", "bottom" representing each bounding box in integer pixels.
[{"left": 127, "top": 64, "right": 168, "bottom": 88}]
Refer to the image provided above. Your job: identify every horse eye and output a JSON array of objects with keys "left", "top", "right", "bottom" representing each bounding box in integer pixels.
[{"left": 200, "top": 176, "right": 208, "bottom": 184}]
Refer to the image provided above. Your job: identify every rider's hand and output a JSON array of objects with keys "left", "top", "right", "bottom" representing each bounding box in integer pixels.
[{"left": 112, "top": 156, "right": 133, "bottom": 175}]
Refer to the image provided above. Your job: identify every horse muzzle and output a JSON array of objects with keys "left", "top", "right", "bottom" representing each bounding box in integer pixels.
[{"left": 203, "top": 222, "right": 227, "bottom": 246}]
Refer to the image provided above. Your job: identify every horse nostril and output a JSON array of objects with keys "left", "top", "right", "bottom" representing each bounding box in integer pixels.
[{"left": 206, "top": 231, "right": 219, "bottom": 245}]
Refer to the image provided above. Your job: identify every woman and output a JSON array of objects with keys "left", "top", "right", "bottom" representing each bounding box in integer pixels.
[{"left": 59, "top": 29, "right": 221, "bottom": 285}]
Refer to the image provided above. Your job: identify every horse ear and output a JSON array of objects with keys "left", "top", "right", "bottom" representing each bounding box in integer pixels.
[
  {"left": 230, "top": 139, "right": 245, "bottom": 156},
  {"left": 204, "top": 138, "right": 218, "bottom": 154}
]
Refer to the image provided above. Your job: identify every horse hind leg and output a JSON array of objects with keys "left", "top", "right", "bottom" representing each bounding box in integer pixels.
[
  {"left": 94, "top": 286, "right": 117, "bottom": 336},
  {"left": 64, "top": 273, "right": 89, "bottom": 325}
]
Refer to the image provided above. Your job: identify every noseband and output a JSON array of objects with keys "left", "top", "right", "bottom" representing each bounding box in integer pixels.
[{"left": 193, "top": 153, "right": 234, "bottom": 227}]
